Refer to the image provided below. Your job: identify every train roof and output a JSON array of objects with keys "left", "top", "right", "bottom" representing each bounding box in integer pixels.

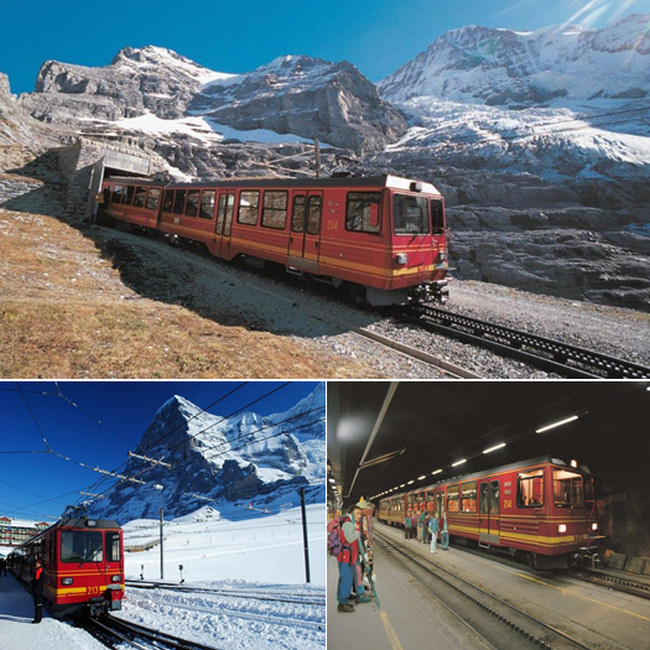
[
  {"left": 381, "top": 455, "right": 593, "bottom": 500},
  {"left": 104, "top": 174, "right": 442, "bottom": 195}
]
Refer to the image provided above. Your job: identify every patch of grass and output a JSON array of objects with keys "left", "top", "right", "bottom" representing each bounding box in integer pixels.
[{"left": 0, "top": 209, "right": 379, "bottom": 378}]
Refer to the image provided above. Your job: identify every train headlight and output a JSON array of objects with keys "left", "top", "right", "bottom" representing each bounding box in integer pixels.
[
  {"left": 61, "top": 577, "right": 73, "bottom": 585},
  {"left": 558, "top": 524, "right": 567, "bottom": 534},
  {"left": 395, "top": 253, "right": 408, "bottom": 265},
  {"left": 591, "top": 522, "right": 598, "bottom": 531},
  {"left": 111, "top": 574, "right": 122, "bottom": 583}
]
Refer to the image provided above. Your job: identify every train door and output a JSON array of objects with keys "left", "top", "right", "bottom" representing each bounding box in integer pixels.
[
  {"left": 214, "top": 191, "right": 235, "bottom": 258},
  {"left": 288, "top": 191, "right": 323, "bottom": 273},
  {"left": 479, "top": 479, "right": 500, "bottom": 545}
]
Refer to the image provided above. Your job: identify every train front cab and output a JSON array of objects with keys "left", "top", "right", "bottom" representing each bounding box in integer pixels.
[
  {"left": 443, "top": 460, "right": 599, "bottom": 569},
  {"left": 16, "top": 518, "right": 125, "bottom": 618},
  {"left": 49, "top": 519, "right": 125, "bottom": 618}
]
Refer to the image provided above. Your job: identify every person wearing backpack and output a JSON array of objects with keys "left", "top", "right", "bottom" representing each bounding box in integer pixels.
[{"left": 334, "top": 501, "right": 372, "bottom": 612}]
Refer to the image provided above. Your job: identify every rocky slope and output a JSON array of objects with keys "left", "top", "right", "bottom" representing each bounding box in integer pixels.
[{"left": 87, "top": 387, "right": 325, "bottom": 523}]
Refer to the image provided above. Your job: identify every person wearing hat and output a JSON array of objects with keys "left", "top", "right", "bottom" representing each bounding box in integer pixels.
[
  {"left": 336, "top": 499, "right": 373, "bottom": 613},
  {"left": 32, "top": 558, "right": 45, "bottom": 623}
]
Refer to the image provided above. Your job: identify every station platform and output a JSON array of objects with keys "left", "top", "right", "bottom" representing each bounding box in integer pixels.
[
  {"left": 0, "top": 572, "right": 103, "bottom": 650},
  {"left": 327, "top": 535, "right": 489, "bottom": 650}
]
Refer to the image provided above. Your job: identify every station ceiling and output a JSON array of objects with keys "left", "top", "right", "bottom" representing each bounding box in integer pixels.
[{"left": 327, "top": 381, "right": 650, "bottom": 509}]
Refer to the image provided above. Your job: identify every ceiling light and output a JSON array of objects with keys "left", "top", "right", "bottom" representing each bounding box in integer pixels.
[
  {"left": 536, "top": 415, "right": 578, "bottom": 434},
  {"left": 407, "top": 480, "right": 414, "bottom": 485},
  {"left": 431, "top": 469, "right": 442, "bottom": 476},
  {"left": 451, "top": 459, "right": 466, "bottom": 467},
  {"left": 417, "top": 475, "right": 426, "bottom": 481},
  {"left": 483, "top": 442, "right": 506, "bottom": 454}
]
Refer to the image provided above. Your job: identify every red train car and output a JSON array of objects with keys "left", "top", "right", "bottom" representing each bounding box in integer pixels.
[
  {"left": 9, "top": 517, "right": 125, "bottom": 618},
  {"left": 378, "top": 456, "right": 599, "bottom": 569},
  {"left": 99, "top": 175, "right": 449, "bottom": 306}
]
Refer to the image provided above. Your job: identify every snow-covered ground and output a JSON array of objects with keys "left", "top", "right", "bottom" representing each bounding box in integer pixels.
[{"left": 0, "top": 504, "right": 326, "bottom": 649}]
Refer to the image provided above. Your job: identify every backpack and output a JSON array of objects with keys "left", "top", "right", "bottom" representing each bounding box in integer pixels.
[{"left": 327, "top": 515, "right": 352, "bottom": 556}]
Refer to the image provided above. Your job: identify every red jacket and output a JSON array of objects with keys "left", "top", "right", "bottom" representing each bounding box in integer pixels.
[{"left": 337, "top": 515, "right": 360, "bottom": 565}]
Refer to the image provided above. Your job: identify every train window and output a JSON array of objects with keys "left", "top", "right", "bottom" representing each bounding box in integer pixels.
[
  {"left": 480, "top": 483, "right": 489, "bottom": 514},
  {"left": 106, "top": 531, "right": 121, "bottom": 562},
  {"left": 60, "top": 530, "right": 103, "bottom": 563},
  {"left": 110, "top": 185, "right": 124, "bottom": 203},
  {"left": 262, "top": 191, "right": 288, "bottom": 229},
  {"left": 224, "top": 194, "right": 235, "bottom": 236},
  {"left": 517, "top": 468, "right": 544, "bottom": 507},
  {"left": 431, "top": 199, "right": 445, "bottom": 235},
  {"left": 461, "top": 482, "right": 477, "bottom": 513},
  {"left": 292, "top": 196, "right": 306, "bottom": 232},
  {"left": 200, "top": 190, "right": 216, "bottom": 220},
  {"left": 346, "top": 192, "right": 382, "bottom": 234},
  {"left": 133, "top": 187, "right": 147, "bottom": 208},
  {"left": 147, "top": 188, "right": 161, "bottom": 210},
  {"left": 173, "top": 190, "right": 187, "bottom": 215},
  {"left": 446, "top": 484, "right": 459, "bottom": 512},
  {"left": 553, "top": 469, "right": 585, "bottom": 509},
  {"left": 490, "top": 480, "right": 499, "bottom": 514},
  {"left": 185, "top": 190, "right": 200, "bottom": 217},
  {"left": 393, "top": 194, "right": 429, "bottom": 235},
  {"left": 238, "top": 190, "right": 259, "bottom": 225},
  {"left": 162, "top": 189, "right": 174, "bottom": 212},
  {"left": 435, "top": 491, "right": 444, "bottom": 518},
  {"left": 125, "top": 186, "right": 135, "bottom": 206},
  {"left": 307, "top": 195, "right": 322, "bottom": 235}
]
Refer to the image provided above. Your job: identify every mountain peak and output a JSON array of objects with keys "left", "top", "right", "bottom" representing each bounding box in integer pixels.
[{"left": 87, "top": 388, "right": 324, "bottom": 523}]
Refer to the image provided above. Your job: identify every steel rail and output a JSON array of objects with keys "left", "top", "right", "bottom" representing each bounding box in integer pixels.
[
  {"left": 90, "top": 615, "right": 220, "bottom": 650},
  {"left": 405, "top": 304, "right": 650, "bottom": 379},
  {"left": 125, "top": 579, "right": 325, "bottom": 606}
]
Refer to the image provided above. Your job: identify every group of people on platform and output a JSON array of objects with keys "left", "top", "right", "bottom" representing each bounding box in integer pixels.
[
  {"left": 333, "top": 498, "right": 376, "bottom": 613},
  {"left": 404, "top": 509, "right": 449, "bottom": 553}
]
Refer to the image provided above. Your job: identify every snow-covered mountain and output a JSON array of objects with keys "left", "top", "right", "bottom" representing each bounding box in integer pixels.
[
  {"left": 380, "top": 14, "right": 650, "bottom": 106},
  {"left": 87, "top": 385, "right": 325, "bottom": 523}
]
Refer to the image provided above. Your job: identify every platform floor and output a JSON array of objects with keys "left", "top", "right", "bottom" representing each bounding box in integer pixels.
[{"left": 327, "top": 537, "right": 489, "bottom": 650}]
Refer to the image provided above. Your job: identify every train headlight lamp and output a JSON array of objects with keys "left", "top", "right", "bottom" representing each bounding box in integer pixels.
[
  {"left": 395, "top": 253, "right": 408, "bottom": 265},
  {"left": 61, "top": 577, "right": 73, "bottom": 585},
  {"left": 111, "top": 574, "right": 122, "bottom": 583},
  {"left": 558, "top": 524, "right": 567, "bottom": 534}
]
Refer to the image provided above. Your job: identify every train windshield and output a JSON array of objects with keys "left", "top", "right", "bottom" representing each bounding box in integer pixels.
[
  {"left": 393, "top": 194, "right": 430, "bottom": 235},
  {"left": 60, "top": 530, "right": 104, "bottom": 563},
  {"left": 552, "top": 469, "right": 585, "bottom": 509}
]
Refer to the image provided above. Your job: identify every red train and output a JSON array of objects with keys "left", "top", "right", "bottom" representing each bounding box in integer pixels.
[
  {"left": 377, "top": 456, "right": 599, "bottom": 569},
  {"left": 8, "top": 517, "right": 125, "bottom": 618},
  {"left": 98, "top": 174, "right": 449, "bottom": 306}
]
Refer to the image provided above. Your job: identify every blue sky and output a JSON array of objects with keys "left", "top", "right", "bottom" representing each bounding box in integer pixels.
[
  {"left": 1, "top": 0, "right": 649, "bottom": 94},
  {"left": 0, "top": 381, "right": 321, "bottom": 523}
]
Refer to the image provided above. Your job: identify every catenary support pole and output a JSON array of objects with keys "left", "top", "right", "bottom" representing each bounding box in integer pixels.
[{"left": 300, "top": 487, "right": 311, "bottom": 584}]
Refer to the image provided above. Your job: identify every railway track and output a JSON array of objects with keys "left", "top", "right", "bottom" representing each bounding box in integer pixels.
[
  {"left": 84, "top": 614, "right": 219, "bottom": 650},
  {"left": 125, "top": 579, "right": 325, "bottom": 606},
  {"left": 375, "top": 529, "right": 596, "bottom": 650},
  {"left": 403, "top": 303, "right": 650, "bottom": 379},
  {"left": 570, "top": 567, "right": 650, "bottom": 600}
]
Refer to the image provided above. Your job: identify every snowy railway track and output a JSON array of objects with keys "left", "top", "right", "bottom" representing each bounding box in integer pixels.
[
  {"left": 125, "top": 579, "right": 325, "bottom": 606},
  {"left": 84, "top": 614, "right": 219, "bottom": 650}
]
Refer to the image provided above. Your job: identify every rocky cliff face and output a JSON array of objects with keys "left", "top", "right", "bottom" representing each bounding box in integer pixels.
[
  {"left": 20, "top": 46, "right": 405, "bottom": 154},
  {"left": 87, "top": 387, "right": 325, "bottom": 523},
  {"left": 374, "top": 15, "right": 650, "bottom": 309}
]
